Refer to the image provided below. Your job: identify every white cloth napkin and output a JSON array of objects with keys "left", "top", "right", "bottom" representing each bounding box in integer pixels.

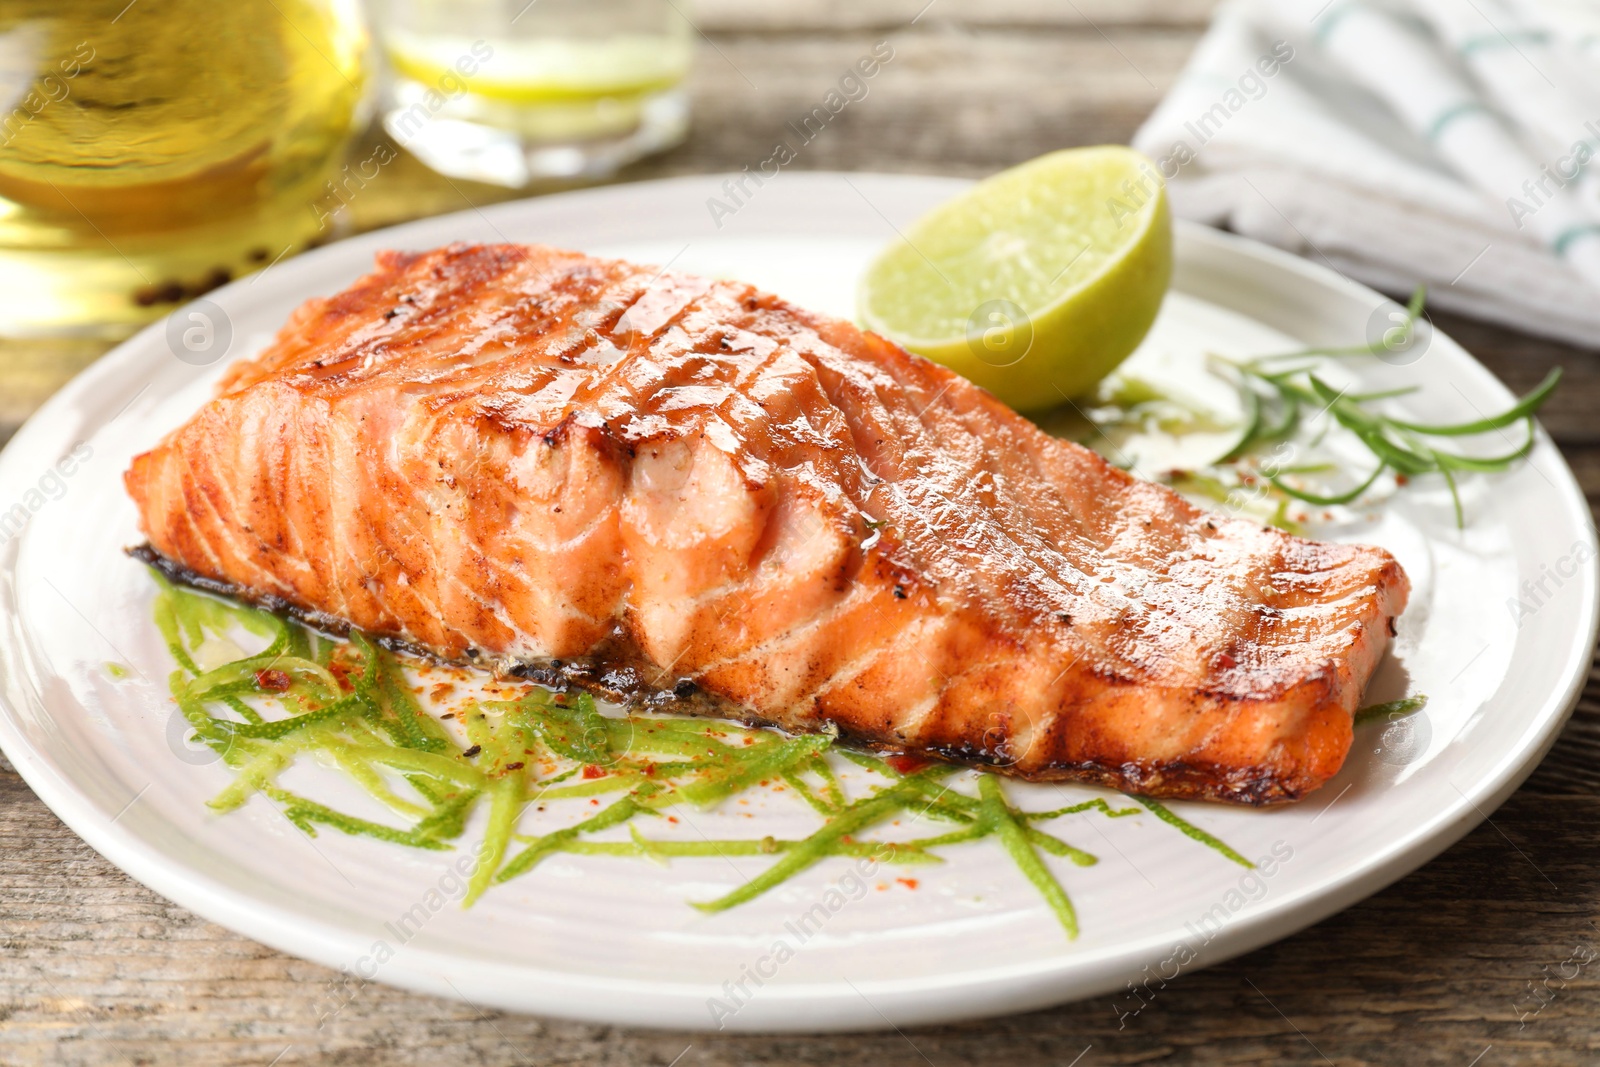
[{"left": 1132, "top": 0, "right": 1600, "bottom": 348}]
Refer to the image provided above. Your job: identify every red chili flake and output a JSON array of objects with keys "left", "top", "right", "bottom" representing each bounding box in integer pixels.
[
  {"left": 896, "top": 878, "right": 919, "bottom": 890},
  {"left": 255, "top": 669, "right": 292, "bottom": 692},
  {"left": 582, "top": 765, "right": 605, "bottom": 780},
  {"left": 886, "top": 754, "right": 930, "bottom": 775},
  {"left": 589, "top": 798, "right": 600, "bottom": 806},
  {"left": 325, "top": 661, "right": 355, "bottom": 693},
  {"left": 1394, "top": 473, "right": 1409, "bottom": 486},
  {"left": 429, "top": 682, "right": 455, "bottom": 701},
  {"left": 667, "top": 816, "right": 679, "bottom": 824},
  {"left": 1215, "top": 651, "right": 1237, "bottom": 669},
  {"left": 742, "top": 737, "right": 755, "bottom": 746},
  {"left": 643, "top": 763, "right": 658, "bottom": 777}
]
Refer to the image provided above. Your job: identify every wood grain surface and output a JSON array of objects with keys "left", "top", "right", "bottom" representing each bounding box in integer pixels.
[{"left": 3, "top": 3, "right": 1599, "bottom": 1064}]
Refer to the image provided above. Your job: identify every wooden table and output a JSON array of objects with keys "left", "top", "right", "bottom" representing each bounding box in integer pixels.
[{"left": 4, "top": 2, "right": 1598, "bottom": 1063}]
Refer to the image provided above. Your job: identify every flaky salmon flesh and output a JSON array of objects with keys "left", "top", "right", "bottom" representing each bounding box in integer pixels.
[{"left": 125, "top": 243, "right": 1409, "bottom": 804}]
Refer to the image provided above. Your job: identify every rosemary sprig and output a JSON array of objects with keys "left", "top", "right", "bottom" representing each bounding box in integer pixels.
[
  {"left": 1213, "top": 288, "right": 1560, "bottom": 528},
  {"left": 1081, "top": 288, "right": 1560, "bottom": 529}
]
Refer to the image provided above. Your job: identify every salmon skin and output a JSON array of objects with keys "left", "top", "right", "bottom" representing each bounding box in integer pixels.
[{"left": 125, "top": 243, "right": 1409, "bottom": 805}]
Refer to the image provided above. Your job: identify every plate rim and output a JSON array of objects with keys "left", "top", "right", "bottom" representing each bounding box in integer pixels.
[{"left": 0, "top": 171, "right": 1593, "bottom": 1032}]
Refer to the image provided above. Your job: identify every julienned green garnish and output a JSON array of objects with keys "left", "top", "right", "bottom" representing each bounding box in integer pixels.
[
  {"left": 1090, "top": 287, "right": 1560, "bottom": 530},
  {"left": 151, "top": 570, "right": 1250, "bottom": 940}
]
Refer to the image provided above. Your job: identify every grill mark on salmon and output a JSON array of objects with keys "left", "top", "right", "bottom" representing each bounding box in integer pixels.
[{"left": 125, "top": 243, "right": 1410, "bottom": 805}]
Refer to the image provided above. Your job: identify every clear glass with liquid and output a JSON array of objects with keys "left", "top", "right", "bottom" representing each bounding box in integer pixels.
[
  {"left": 0, "top": 0, "right": 367, "bottom": 339},
  {"left": 371, "top": 0, "right": 692, "bottom": 187}
]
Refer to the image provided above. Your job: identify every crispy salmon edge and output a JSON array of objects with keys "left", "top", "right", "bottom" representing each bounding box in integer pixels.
[{"left": 128, "top": 541, "right": 1385, "bottom": 806}]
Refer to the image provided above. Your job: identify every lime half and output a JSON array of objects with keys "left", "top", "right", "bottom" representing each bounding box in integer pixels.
[{"left": 859, "top": 146, "right": 1172, "bottom": 412}]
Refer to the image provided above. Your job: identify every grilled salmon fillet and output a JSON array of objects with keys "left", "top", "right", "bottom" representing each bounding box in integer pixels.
[{"left": 125, "top": 243, "right": 1408, "bottom": 804}]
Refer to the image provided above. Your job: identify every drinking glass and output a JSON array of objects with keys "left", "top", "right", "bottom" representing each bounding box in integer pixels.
[{"left": 370, "top": 0, "right": 692, "bottom": 187}]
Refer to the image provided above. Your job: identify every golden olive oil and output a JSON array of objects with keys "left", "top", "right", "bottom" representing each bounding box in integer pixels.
[{"left": 0, "top": 0, "right": 366, "bottom": 337}]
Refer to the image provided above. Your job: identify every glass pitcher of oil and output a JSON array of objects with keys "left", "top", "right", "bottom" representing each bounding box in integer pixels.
[{"left": 0, "top": 0, "right": 366, "bottom": 339}]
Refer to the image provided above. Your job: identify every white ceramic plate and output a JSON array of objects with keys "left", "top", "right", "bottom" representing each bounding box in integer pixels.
[{"left": 0, "top": 174, "right": 1593, "bottom": 1034}]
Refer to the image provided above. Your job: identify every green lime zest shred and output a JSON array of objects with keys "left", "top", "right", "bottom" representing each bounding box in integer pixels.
[
  {"left": 672, "top": 732, "right": 834, "bottom": 809},
  {"left": 562, "top": 829, "right": 943, "bottom": 864},
  {"left": 777, "top": 769, "right": 827, "bottom": 814},
  {"left": 466, "top": 777, "right": 526, "bottom": 906},
  {"left": 808, "top": 755, "right": 849, "bottom": 810},
  {"left": 1355, "top": 694, "right": 1428, "bottom": 726},
  {"left": 690, "top": 771, "right": 948, "bottom": 914},
  {"left": 266, "top": 787, "right": 452, "bottom": 850},
  {"left": 494, "top": 792, "right": 651, "bottom": 886},
  {"left": 1028, "top": 797, "right": 1143, "bottom": 821},
  {"left": 978, "top": 775, "right": 1079, "bottom": 939},
  {"left": 1132, "top": 796, "right": 1254, "bottom": 868}
]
